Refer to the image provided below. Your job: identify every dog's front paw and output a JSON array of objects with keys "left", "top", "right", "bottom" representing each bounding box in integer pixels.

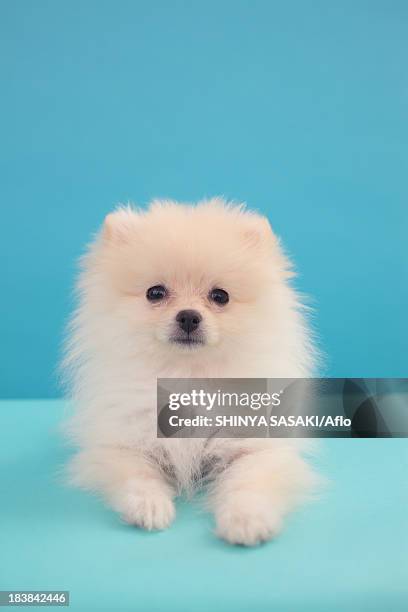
[
  {"left": 112, "top": 485, "right": 175, "bottom": 531},
  {"left": 215, "top": 496, "right": 283, "bottom": 546}
]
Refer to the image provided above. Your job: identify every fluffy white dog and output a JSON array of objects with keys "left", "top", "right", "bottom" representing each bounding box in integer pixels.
[{"left": 63, "top": 198, "right": 318, "bottom": 545}]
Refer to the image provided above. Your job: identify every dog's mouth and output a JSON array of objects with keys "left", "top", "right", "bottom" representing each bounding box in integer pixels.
[{"left": 169, "top": 335, "right": 205, "bottom": 348}]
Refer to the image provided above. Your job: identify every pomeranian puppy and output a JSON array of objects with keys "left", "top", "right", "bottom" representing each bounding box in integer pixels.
[{"left": 63, "top": 198, "right": 318, "bottom": 546}]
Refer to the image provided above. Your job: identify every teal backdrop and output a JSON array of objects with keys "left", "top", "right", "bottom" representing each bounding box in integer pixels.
[{"left": 1, "top": 0, "right": 407, "bottom": 397}]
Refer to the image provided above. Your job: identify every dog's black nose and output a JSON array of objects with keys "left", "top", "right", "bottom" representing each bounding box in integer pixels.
[{"left": 176, "top": 309, "right": 202, "bottom": 334}]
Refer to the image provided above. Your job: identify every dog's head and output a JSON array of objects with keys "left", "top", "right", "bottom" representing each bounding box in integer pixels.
[{"left": 92, "top": 199, "right": 293, "bottom": 358}]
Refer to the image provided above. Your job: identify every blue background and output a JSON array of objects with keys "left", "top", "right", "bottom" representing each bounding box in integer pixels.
[
  {"left": 0, "top": 0, "right": 407, "bottom": 397},
  {"left": 0, "top": 5, "right": 407, "bottom": 610}
]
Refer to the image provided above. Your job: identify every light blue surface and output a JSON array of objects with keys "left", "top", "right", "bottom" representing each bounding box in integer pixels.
[
  {"left": 1, "top": 400, "right": 407, "bottom": 611},
  {"left": 0, "top": 1, "right": 407, "bottom": 397}
]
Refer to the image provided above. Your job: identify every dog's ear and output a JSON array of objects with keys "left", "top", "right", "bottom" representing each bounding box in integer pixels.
[
  {"left": 103, "top": 208, "right": 139, "bottom": 244},
  {"left": 242, "top": 215, "right": 275, "bottom": 250},
  {"left": 242, "top": 215, "right": 294, "bottom": 278}
]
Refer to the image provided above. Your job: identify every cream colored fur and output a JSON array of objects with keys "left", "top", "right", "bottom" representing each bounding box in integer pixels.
[{"left": 62, "top": 198, "right": 319, "bottom": 546}]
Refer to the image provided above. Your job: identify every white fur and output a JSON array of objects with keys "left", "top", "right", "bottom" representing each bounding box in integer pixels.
[{"left": 62, "top": 198, "right": 319, "bottom": 546}]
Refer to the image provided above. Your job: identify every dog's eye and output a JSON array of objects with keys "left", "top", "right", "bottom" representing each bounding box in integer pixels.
[
  {"left": 146, "top": 285, "right": 168, "bottom": 301},
  {"left": 209, "top": 288, "right": 229, "bottom": 305}
]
